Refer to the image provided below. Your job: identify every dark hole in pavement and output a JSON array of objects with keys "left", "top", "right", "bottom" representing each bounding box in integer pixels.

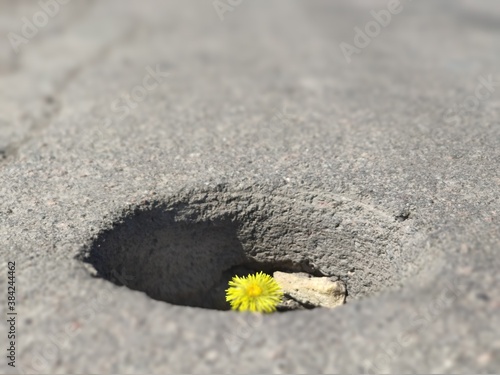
[{"left": 81, "top": 187, "right": 420, "bottom": 310}]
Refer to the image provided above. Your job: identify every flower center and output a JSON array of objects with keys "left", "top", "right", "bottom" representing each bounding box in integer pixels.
[{"left": 246, "top": 283, "right": 263, "bottom": 297}]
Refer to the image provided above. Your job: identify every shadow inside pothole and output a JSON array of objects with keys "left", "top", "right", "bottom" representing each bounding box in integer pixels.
[{"left": 86, "top": 212, "right": 243, "bottom": 309}]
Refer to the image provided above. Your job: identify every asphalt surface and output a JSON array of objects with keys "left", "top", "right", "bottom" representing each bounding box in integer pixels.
[{"left": 1, "top": 1, "right": 499, "bottom": 373}]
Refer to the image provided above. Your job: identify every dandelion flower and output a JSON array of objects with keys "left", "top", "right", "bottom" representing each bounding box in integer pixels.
[{"left": 226, "top": 271, "right": 283, "bottom": 313}]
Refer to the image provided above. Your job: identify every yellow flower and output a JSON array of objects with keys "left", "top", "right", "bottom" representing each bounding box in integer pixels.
[{"left": 226, "top": 271, "right": 283, "bottom": 313}]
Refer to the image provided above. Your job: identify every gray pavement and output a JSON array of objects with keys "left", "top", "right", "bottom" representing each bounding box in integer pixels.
[{"left": 0, "top": 1, "right": 499, "bottom": 373}]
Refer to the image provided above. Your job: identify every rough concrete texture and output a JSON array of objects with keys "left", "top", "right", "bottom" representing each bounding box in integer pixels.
[{"left": 0, "top": 0, "right": 499, "bottom": 373}]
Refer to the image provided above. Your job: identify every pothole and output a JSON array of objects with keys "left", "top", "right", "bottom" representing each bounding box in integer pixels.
[{"left": 81, "top": 185, "right": 420, "bottom": 311}]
